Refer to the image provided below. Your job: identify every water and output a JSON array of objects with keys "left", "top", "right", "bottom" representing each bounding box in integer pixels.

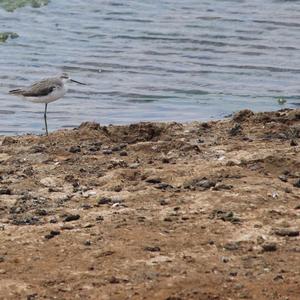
[{"left": 0, "top": 0, "right": 300, "bottom": 135}]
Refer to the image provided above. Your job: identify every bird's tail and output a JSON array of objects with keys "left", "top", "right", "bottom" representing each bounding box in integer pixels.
[{"left": 9, "top": 88, "right": 24, "bottom": 95}]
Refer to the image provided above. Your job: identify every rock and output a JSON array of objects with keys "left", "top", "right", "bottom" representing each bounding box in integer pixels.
[
  {"left": 180, "top": 143, "right": 201, "bottom": 153},
  {"left": 108, "top": 159, "right": 128, "bottom": 168},
  {"left": 35, "top": 209, "right": 48, "bottom": 216},
  {"left": 60, "top": 225, "right": 74, "bottom": 230},
  {"left": 111, "top": 145, "right": 121, "bottom": 152},
  {"left": 84, "top": 240, "right": 91, "bottom": 246},
  {"left": 232, "top": 109, "right": 254, "bottom": 122},
  {"left": 129, "top": 163, "right": 140, "bottom": 169},
  {"left": 200, "top": 122, "right": 211, "bottom": 129},
  {"left": 45, "top": 230, "right": 60, "bottom": 240},
  {"left": 274, "top": 228, "right": 299, "bottom": 237},
  {"left": 26, "top": 293, "right": 38, "bottom": 300},
  {"left": 65, "top": 175, "right": 79, "bottom": 186},
  {"left": 0, "top": 187, "right": 11, "bottom": 195},
  {"left": 23, "top": 167, "right": 34, "bottom": 176},
  {"left": 97, "top": 197, "right": 112, "bottom": 205},
  {"left": 69, "top": 146, "right": 81, "bottom": 153},
  {"left": 224, "top": 242, "right": 239, "bottom": 251},
  {"left": 108, "top": 276, "right": 120, "bottom": 284},
  {"left": 96, "top": 215, "right": 104, "bottom": 221},
  {"left": 144, "top": 246, "right": 161, "bottom": 252},
  {"left": 262, "top": 243, "right": 277, "bottom": 252},
  {"left": 119, "top": 150, "right": 128, "bottom": 156},
  {"left": 63, "top": 214, "right": 80, "bottom": 222},
  {"left": 160, "top": 199, "right": 169, "bottom": 206},
  {"left": 156, "top": 183, "right": 173, "bottom": 190},
  {"left": 81, "top": 204, "right": 92, "bottom": 210},
  {"left": 183, "top": 177, "right": 216, "bottom": 190},
  {"left": 290, "top": 139, "right": 298, "bottom": 146},
  {"left": 82, "top": 223, "right": 94, "bottom": 228},
  {"left": 145, "top": 177, "right": 161, "bottom": 184},
  {"left": 290, "top": 247, "right": 300, "bottom": 253},
  {"left": 50, "top": 230, "right": 60, "bottom": 236},
  {"left": 210, "top": 210, "right": 241, "bottom": 224},
  {"left": 11, "top": 215, "right": 40, "bottom": 226},
  {"left": 229, "top": 123, "right": 242, "bottom": 136},
  {"left": 102, "top": 150, "right": 112, "bottom": 155},
  {"left": 30, "top": 145, "right": 46, "bottom": 153},
  {"left": 40, "top": 177, "right": 57, "bottom": 188},
  {"left": 222, "top": 256, "right": 229, "bottom": 263},
  {"left": 278, "top": 175, "right": 288, "bottom": 182},
  {"left": 213, "top": 182, "right": 233, "bottom": 191},
  {"left": 293, "top": 179, "right": 300, "bottom": 188}
]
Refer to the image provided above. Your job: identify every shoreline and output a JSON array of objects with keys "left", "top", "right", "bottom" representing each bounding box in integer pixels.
[
  {"left": 2, "top": 107, "right": 298, "bottom": 137},
  {"left": 0, "top": 108, "right": 299, "bottom": 299}
]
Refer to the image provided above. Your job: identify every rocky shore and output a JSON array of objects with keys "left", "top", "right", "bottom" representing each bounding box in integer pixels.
[{"left": 0, "top": 109, "right": 299, "bottom": 299}]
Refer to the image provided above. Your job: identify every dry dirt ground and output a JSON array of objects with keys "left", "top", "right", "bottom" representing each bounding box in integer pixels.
[{"left": 0, "top": 109, "right": 299, "bottom": 300}]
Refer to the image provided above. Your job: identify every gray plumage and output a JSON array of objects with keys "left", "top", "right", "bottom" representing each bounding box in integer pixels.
[{"left": 9, "top": 78, "right": 63, "bottom": 97}]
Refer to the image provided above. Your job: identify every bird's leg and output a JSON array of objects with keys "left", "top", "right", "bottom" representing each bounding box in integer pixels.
[{"left": 44, "top": 103, "right": 48, "bottom": 136}]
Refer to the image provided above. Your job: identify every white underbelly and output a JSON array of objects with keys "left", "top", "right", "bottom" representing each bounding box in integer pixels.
[{"left": 23, "top": 87, "right": 67, "bottom": 104}]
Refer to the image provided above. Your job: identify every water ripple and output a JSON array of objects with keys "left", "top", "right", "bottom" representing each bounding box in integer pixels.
[{"left": 0, "top": 0, "right": 299, "bottom": 134}]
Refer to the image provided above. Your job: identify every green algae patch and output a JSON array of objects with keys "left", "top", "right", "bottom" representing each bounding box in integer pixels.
[
  {"left": 0, "top": 32, "right": 19, "bottom": 43},
  {"left": 0, "top": 0, "right": 49, "bottom": 12}
]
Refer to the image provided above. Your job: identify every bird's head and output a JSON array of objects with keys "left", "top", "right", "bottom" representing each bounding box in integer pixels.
[{"left": 60, "top": 73, "right": 86, "bottom": 85}]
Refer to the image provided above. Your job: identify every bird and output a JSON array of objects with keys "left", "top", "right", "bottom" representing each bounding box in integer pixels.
[{"left": 9, "top": 73, "right": 85, "bottom": 135}]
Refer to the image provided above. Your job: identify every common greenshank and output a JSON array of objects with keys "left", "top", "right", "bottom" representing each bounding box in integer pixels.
[{"left": 9, "top": 73, "right": 85, "bottom": 135}]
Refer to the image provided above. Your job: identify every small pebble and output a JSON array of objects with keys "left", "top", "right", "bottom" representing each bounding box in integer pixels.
[
  {"left": 108, "top": 276, "right": 120, "bottom": 284},
  {"left": 274, "top": 228, "right": 299, "bottom": 237},
  {"left": 45, "top": 230, "right": 60, "bottom": 239},
  {"left": 69, "top": 146, "right": 81, "bottom": 153},
  {"left": 96, "top": 215, "right": 104, "bottom": 221},
  {"left": 224, "top": 242, "right": 239, "bottom": 251},
  {"left": 97, "top": 197, "right": 112, "bottom": 205},
  {"left": 129, "top": 163, "right": 139, "bottom": 169},
  {"left": 160, "top": 199, "right": 169, "bottom": 206},
  {"left": 293, "top": 179, "right": 300, "bottom": 188},
  {"left": 222, "top": 256, "right": 229, "bottom": 263},
  {"left": 278, "top": 174, "right": 288, "bottom": 182},
  {"left": 262, "top": 243, "right": 277, "bottom": 252},
  {"left": 63, "top": 214, "right": 80, "bottom": 222},
  {"left": 144, "top": 246, "right": 161, "bottom": 252},
  {"left": 111, "top": 146, "right": 121, "bottom": 152},
  {"left": 0, "top": 187, "right": 11, "bottom": 195},
  {"left": 290, "top": 139, "right": 298, "bottom": 146},
  {"left": 145, "top": 178, "right": 161, "bottom": 184},
  {"left": 102, "top": 150, "right": 112, "bottom": 155},
  {"left": 119, "top": 150, "right": 128, "bottom": 156}
]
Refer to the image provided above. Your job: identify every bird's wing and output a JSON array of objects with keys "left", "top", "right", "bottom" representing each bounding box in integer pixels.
[{"left": 22, "top": 78, "right": 61, "bottom": 97}]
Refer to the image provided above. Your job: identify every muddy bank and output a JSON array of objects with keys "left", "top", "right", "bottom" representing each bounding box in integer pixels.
[{"left": 0, "top": 109, "right": 299, "bottom": 299}]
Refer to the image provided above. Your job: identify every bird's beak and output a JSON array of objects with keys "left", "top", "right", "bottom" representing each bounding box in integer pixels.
[{"left": 70, "top": 79, "right": 86, "bottom": 85}]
